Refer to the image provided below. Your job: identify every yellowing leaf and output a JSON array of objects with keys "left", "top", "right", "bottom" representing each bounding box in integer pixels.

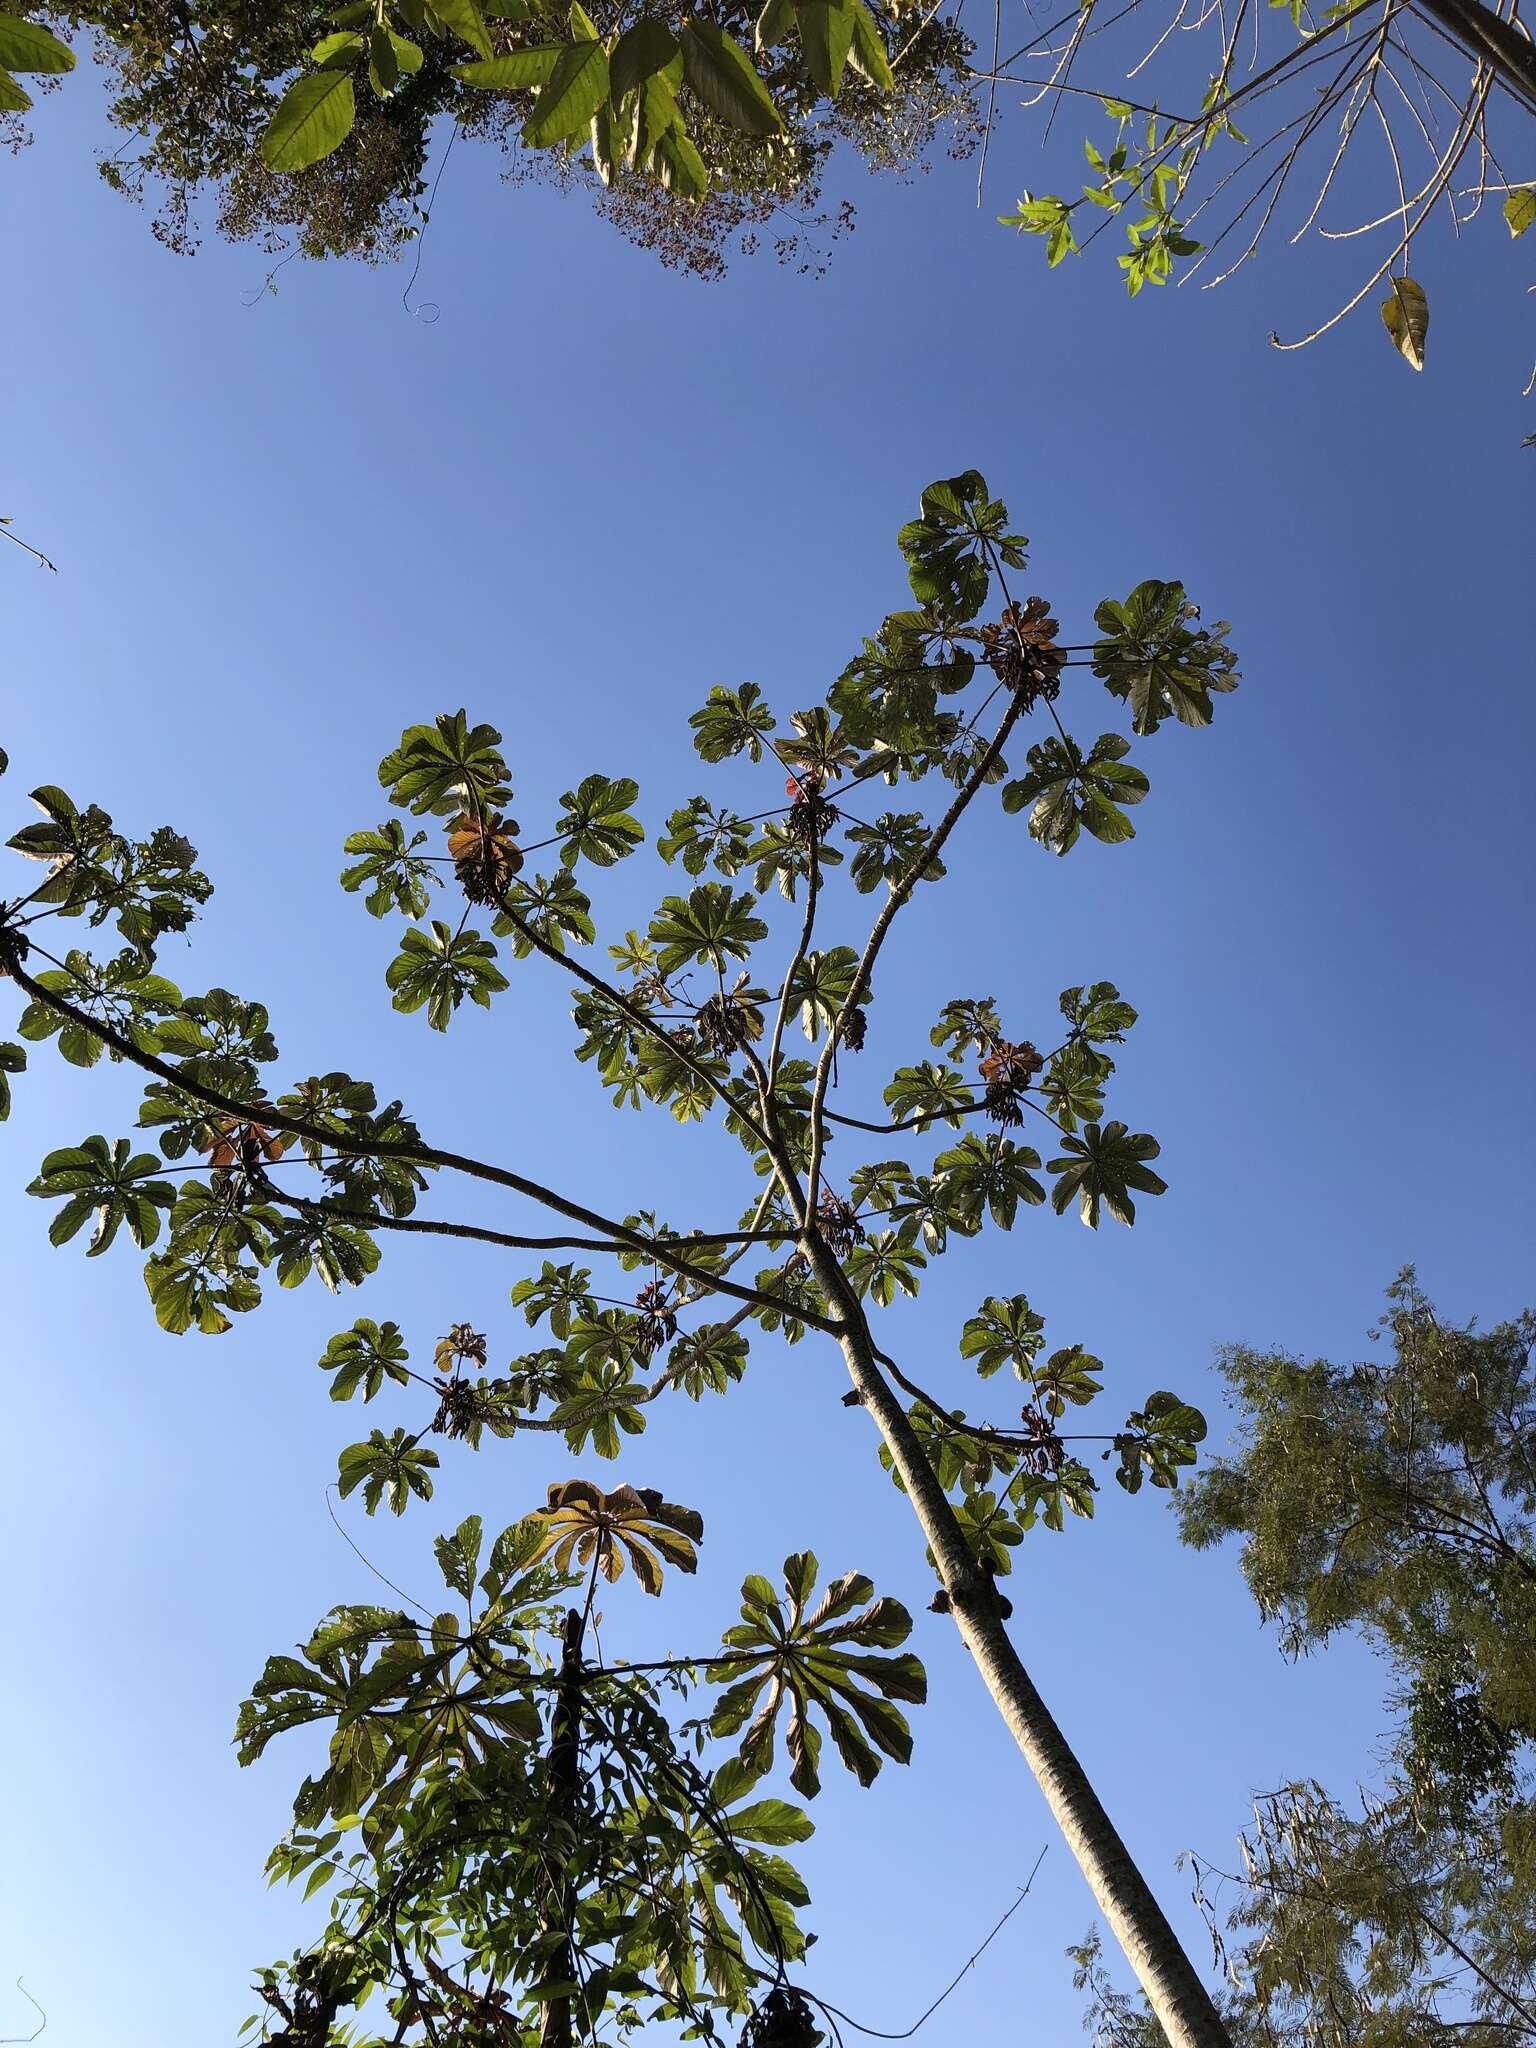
[
  {"left": 1380, "top": 276, "right": 1428, "bottom": 373},
  {"left": 1504, "top": 187, "right": 1536, "bottom": 238}
]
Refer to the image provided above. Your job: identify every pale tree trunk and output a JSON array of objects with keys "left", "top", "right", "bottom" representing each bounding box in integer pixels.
[
  {"left": 541, "top": 1608, "right": 585, "bottom": 2048},
  {"left": 803, "top": 1240, "right": 1229, "bottom": 2048}
]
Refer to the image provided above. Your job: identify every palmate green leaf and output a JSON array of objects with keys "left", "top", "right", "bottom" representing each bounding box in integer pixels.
[
  {"left": 668, "top": 1320, "right": 750, "bottom": 1398},
  {"left": 26, "top": 1134, "right": 175, "bottom": 1256},
  {"left": 843, "top": 1230, "right": 926, "bottom": 1306},
  {"left": 785, "top": 945, "right": 862, "bottom": 1040},
  {"left": 492, "top": 869, "right": 594, "bottom": 956},
  {"left": 269, "top": 1212, "right": 380, "bottom": 1293},
  {"left": 846, "top": 811, "right": 945, "bottom": 893},
  {"left": 385, "top": 921, "right": 508, "bottom": 1029},
  {"left": 320, "top": 1318, "right": 411, "bottom": 1402},
  {"left": 930, "top": 996, "right": 1002, "bottom": 1057},
  {"left": 556, "top": 773, "right": 644, "bottom": 869},
  {"left": 337, "top": 1429, "right": 439, "bottom": 1515},
  {"left": 340, "top": 821, "right": 437, "bottom": 919},
  {"left": 657, "top": 796, "right": 753, "bottom": 877},
  {"left": 777, "top": 706, "right": 860, "bottom": 784},
  {"left": 648, "top": 883, "right": 767, "bottom": 976},
  {"left": 1011, "top": 1457, "right": 1099, "bottom": 1533},
  {"left": 1031, "top": 1342, "right": 1104, "bottom": 1417},
  {"left": 637, "top": 1034, "right": 727, "bottom": 1122},
  {"left": 1116, "top": 1389, "right": 1207, "bottom": 1491},
  {"left": 379, "top": 710, "right": 513, "bottom": 817},
  {"left": 1002, "top": 732, "right": 1148, "bottom": 855},
  {"left": 689, "top": 682, "right": 775, "bottom": 761},
  {"left": 708, "top": 1554, "right": 924, "bottom": 1797},
  {"left": 928, "top": 1133, "right": 1044, "bottom": 1233},
  {"left": 1048, "top": 1118, "right": 1167, "bottom": 1228},
  {"left": 511, "top": 1259, "right": 596, "bottom": 1339},
  {"left": 950, "top": 1487, "right": 1024, "bottom": 1571},
  {"left": 551, "top": 1378, "right": 648, "bottom": 1458},
  {"left": 680, "top": 19, "right": 782, "bottom": 134},
  {"left": 1040, "top": 1039, "right": 1111, "bottom": 1133},
  {"left": 261, "top": 70, "right": 357, "bottom": 171},
  {"left": 143, "top": 1251, "right": 263, "bottom": 1335},
  {"left": 0, "top": 1040, "right": 24, "bottom": 1121},
  {"left": 433, "top": 1513, "right": 484, "bottom": 1599},
  {"left": 748, "top": 819, "right": 844, "bottom": 902},
  {"left": 896, "top": 470, "right": 1027, "bottom": 622},
  {"left": 882, "top": 1060, "right": 970, "bottom": 1129},
  {"left": 1092, "top": 582, "right": 1239, "bottom": 735},
  {"left": 959, "top": 1294, "right": 1047, "bottom": 1380},
  {"left": 1044, "top": 987, "right": 1131, "bottom": 1131},
  {"left": 1060, "top": 980, "right": 1137, "bottom": 1043}
]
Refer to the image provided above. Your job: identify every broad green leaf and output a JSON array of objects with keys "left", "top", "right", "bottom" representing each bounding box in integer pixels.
[
  {"left": 262, "top": 70, "right": 357, "bottom": 171},
  {"left": 846, "top": 0, "right": 892, "bottom": 88},
  {"left": 756, "top": 0, "right": 796, "bottom": 47},
  {"left": 0, "top": 1041, "right": 23, "bottom": 1122},
  {"left": 680, "top": 19, "right": 783, "bottom": 135},
  {"left": 609, "top": 18, "right": 679, "bottom": 98},
  {"left": 0, "top": 17, "right": 75, "bottom": 73},
  {"left": 310, "top": 30, "right": 363, "bottom": 64},
  {"left": 523, "top": 35, "right": 608, "bottom": 146},
  {"left": 456, "top": 44, "right": 563, "bottom": 85},
  {"left": 655, "top": 123, "right": 708, "bottom": 197},
  {"left": 1505, "top": 187, "right": 1536, "bottom": 237},
  {"left": 797, "top": 0, "right": 854, "bottom": 94},
  {"left": 430, "top": 0, "right": 494, "bottom": 56}
]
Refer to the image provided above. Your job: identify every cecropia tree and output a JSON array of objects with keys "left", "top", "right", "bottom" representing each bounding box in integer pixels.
[{"left": 1, "top": 469, "right": 1243, "bottom": 2047}]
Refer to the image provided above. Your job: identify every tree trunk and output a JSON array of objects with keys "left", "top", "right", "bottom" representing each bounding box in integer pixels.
[
  {"left": 803, "top": 1238, "right": 1230, "bottom": 2048},
  {"left": 541, "top": 1608, "right": 585, "bottom": 2048}
]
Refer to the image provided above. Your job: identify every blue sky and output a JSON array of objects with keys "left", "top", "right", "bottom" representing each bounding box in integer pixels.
[{"left": 2, "top": 63, "right": 1533, "bottom": 2048}]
